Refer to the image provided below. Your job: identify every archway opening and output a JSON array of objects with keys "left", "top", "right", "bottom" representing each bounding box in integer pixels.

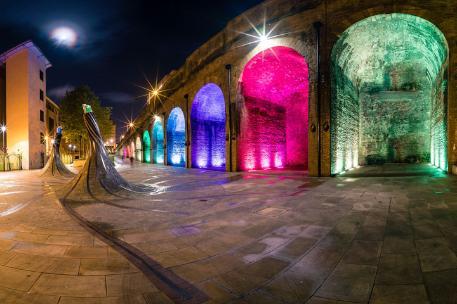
[
  {"left": 135, "top": 136, "right": 142, "bottom": 162},
  {"left": 167, "top": 107, "right": 186, "bottom": 167},
  {"left": 152, "top": 120, "right": 164, "bottom": 164},
  {"left": 191, "top": 83, "right": 226, "bottom": 170},
  {"left": 142, "top": 130, "right": 151, "bottom": 163},
  {"left": 331, "top": 13, "right": 449, "bottom": 175},
  {"left": 129, "top": 141, "right": 135, "bottom": 158},
  {"left": 239, "top": 46, "right": 309, "bottom": 171}
]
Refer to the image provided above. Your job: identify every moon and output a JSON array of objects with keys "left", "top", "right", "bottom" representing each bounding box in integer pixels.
[{"left": 51, "top": 27, "right": 77, "bottom": 47}]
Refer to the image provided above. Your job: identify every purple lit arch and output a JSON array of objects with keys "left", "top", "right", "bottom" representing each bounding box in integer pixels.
[{"left": 191, "top": 83, "right": 226, "bottom": 170}]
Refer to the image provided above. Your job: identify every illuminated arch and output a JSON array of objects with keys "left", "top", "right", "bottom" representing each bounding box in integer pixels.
[
  {"left": 239, "top": 46, "right": 309, "bottom": 170},
  {"left": 135, "top": 136, "right": 142, "bottom": 162},
  {"left": 167, "top": 107, "right": 186, "bottom": 167},
  {"left": 330, "top": 13, "right": 449, "bottom": 174},
  {"left": 129, "top": 141, "right": 135, "bottom": 158},
  {"left": 142, "top": 130, "right": 151, "bottom": 163},
  {"left": 152, "top": 120, "right": 164, "bottom": 164},
  {"left": 191, "top": 83, "right": 226, "bottom": 170}
]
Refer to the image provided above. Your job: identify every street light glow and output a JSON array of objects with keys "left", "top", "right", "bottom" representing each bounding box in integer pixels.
[{"left": 0, "top": 125, "right": 6, "bottom": 133}]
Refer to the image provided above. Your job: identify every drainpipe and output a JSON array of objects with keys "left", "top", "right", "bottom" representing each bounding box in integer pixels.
[
  {"left": 184, "top": 94, "right": 190, "bottom": 168},
  {"left": 225, "top": 64, "right": 233, "bottom": 172},
  {"left": 314, "top": 21, "right": 322, "bottom": 177}
]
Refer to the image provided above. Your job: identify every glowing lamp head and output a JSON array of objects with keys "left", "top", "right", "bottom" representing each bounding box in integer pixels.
[
  {"left": 128, "top": 122, "right": 134, "bottom": 129},
  {"left": 51, "top": 27, "right": 77, "bottom": 47},
  {"left": 51, "top": 139, "right": 55, "bottom": 144},
  {"left": 0, "top": 125, "right": 6, "bottom": 133}
]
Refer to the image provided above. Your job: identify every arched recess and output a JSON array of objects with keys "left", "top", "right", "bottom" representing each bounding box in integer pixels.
[
  {"left": 152, "top": 120, "right": 164, "bottom": 164},
  {"left": 191, "top": 83, "right": 226, "bottom": 170},
  {"left": 129, "top": 141, "right": 135, "bottom": 158},
  {"left": 135, "top": 136, "right": 142, "bottom": 162},
  {"left": 142, "top": 130, "right": 151, "bottom": 163},
  {"left": 238, "top": 46, "right": 309, "bottom": 171},
  {"left": 330, "top": 13, "right": 449, "bottom": 175},
  {"left": 167, "top": 107, "right": 186, "bottom": 167}
]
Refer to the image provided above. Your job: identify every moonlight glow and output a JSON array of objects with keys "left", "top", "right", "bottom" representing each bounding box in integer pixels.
[{"left": 51, "top": 27, "right": 77, "bottom": 47}]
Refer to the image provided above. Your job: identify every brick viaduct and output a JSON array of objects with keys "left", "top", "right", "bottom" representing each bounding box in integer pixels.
[{"left": 118, "top": 0, "right": 457, "bottom": 176}]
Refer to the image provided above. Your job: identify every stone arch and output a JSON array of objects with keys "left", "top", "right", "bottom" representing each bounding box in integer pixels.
[
  {"left": 135, "top": 136, "right": 142, "bottom": 162},
  {"left": 238, "top": 45, "right": 309, "bottom": 170},
  {"left": 191, "top": 83, "right": 226, "bottom": 170},
  {"left": 142, "top": 130, "right": 151, "bottom": 163},
  {"left": 330, "top": 13, "right": 449, "bottom": 174},
  {"left": 167, "top": 107, "right": 186, "bottom": 167},
  {"left": 152, "top": 119, "right": 165, "bottom": 164}
]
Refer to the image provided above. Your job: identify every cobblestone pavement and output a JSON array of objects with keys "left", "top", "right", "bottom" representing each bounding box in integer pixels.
[{"left": 0, "top": 163, "right": 457, "bottom": 303}]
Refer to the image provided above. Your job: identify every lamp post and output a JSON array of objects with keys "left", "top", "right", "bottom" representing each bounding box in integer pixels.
[
  {"left": 1, "top": 125, "right": 6, "bottom": 153},
  {"left": 0, "top": 125, "right": 6, "bottom": 171}
]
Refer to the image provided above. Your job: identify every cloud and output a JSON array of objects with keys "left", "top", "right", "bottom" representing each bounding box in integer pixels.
[
  {"left": 101, "top": 91, "right": 135, "bottom": 104},
  {"left": 47, "top": 84, "right": 74, "bottom": 100}
]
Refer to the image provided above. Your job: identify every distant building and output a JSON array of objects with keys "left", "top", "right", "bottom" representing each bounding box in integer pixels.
[
  {"left": 45, "top": 96, "right": 60, "bottom": 156},
  {"left": 105, "top": 121, "right": 116, "bottom": 153},
  {"left": 0, "top": 41, "right": 51, "bottom": 169}
]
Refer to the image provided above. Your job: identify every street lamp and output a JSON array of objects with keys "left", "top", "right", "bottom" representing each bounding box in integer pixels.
[{"left": 0, "top": 125, "right": 6, "bottom": 153}]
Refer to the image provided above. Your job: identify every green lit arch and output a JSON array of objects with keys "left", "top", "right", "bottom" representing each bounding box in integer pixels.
[
  {"left": 142, "top": 130, "right": 151, "bottom": 163},
  {"left": 330, "top": 13, "right": 449, "bottom": 174}
]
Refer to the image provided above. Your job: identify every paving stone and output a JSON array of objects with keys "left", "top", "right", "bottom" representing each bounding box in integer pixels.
[
  {"left": 382, "top": 236, "right": 416, "bottom": 254},
  {"left": 423, "top": 269, "right": 457, "bottom": 304},
  {"left": 6, "top": 253, "right": 80, "bottom": 275},
  {"left": 376, "top": 254, "right": 422, "bottom": 284},
  {"left": 0, "top": 286, "right": 59, "bottom": 304},
  {"left": 79, "top": 258, "right": 135, "bottom": 275},
  {"left": 316, "top": 263, "right": 377, "bottom": 302},
  {"left": 0, "top": 265, "right": 40, "bottom": 291},
  {"left": 415, "top": 238, "right": 457, "bottom": 272},
  {"left": 106, "top": 273, "right": 158, "bottom": 297},
  {"left": 370, "top": 284, "right": 429, "bottom": 304},
  {"left": 31, "top": 274, "right": 106, "bottom": 297},
  {"left": 343, "top": 240, "right": 381, "bottom": 265}
]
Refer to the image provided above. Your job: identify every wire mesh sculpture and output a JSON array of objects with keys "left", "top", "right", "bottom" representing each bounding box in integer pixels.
[{"left": 40, "top": 126, "right": 75, "bottom": 177}]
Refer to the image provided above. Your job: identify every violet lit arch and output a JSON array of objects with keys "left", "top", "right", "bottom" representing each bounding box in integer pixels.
[
  {"left": 135, "top": 136, "right": 142, "bottom": 162},
  {"left": 142, "top": 130, "right": 151, "bottom": 163},
  {"left": 330, "top": 13, "right": 449, "bottom": 175},
  {"left": 152, "top": 120, "right": 164, "bottom": 164},
  {"left": 238, "top": 46, "right": 309, "bottom": 171},
  {"left": 191, "top": 83, "right": 226, "bottom": 170},
  {"left": 166, "top": 107, "right": 186, "bottom": 167}
]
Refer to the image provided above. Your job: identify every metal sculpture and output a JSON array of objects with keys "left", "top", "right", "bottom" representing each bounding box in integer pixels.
[
  {"left": 41, "top": 126, "right": 75, "bottom": 177},
  {"left": 62, "top": 104, "right": 153, "bottom": 201}
]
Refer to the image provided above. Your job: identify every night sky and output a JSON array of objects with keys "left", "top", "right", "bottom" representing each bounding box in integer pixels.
[{"left": 0, "top": 0, "right": 263, "bottom": 139}]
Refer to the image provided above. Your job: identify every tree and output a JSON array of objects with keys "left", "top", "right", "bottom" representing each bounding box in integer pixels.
[{"left": 59, "top": 86, "right": 113, "bottom": 157}]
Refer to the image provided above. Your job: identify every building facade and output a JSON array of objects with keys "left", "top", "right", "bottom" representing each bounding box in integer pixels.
[
  {"left": 0, "top": 41, "right": 51, "bottom": 170},
  {"left": 45, "top": 96, "right": 60, "bottom": 156}
]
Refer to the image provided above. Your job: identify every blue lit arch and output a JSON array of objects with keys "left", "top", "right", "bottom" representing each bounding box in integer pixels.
[
  {"left": 167, "top": 107, "right": 186, "bottom": 167},
  {"left": 152, "top": 120, "right": 164, "bottom": 164}
]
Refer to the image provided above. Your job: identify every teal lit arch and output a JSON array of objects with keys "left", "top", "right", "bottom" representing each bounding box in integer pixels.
[
  {"left": 330, "top": 13, "right": 449, "bottom": 174},
  {"left": 142, "top": 130, "right": 151, "bottom": 163}
]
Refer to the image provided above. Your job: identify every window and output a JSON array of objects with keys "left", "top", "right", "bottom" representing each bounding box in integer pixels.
[
  {"left": 40, "top": 90, "right": 44, "bottom": 101},
  {"left": 40, "top": 110, "right": 44, "bottom": 122},
  {"left": 48, "top": 117, "right": 55, "bottom": 133},
  {"left": 40, "top": 70, "right": 44, "bottom": 81},
  {"left": 40, "top": 132, "right": 45, "bottom": 145}
]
